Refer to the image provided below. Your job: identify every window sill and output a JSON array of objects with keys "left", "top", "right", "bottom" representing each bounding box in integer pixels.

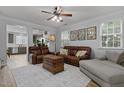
[{"left": 98, "top": 47, "right": 124, "bottom": 50}]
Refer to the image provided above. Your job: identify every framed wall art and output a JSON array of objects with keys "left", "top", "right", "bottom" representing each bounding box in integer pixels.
[
  {"left": 70, "top": 30, "right": 78, "bottom": 41},
  {"left": 86, "top": 26, "right": 97, "bottom": 40},
  {"left": 78, "top": 29, "right": 86, "bottom": 40}
]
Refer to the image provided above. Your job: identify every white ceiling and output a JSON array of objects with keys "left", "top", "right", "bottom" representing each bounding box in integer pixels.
[
  {"left": 0, "top": 6, "right": 123, "bottom": 28},
  {"left": 7, "top": 25, "right": 27, "bottom": 33}
]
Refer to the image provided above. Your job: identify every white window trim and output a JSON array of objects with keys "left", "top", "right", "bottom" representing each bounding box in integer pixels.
[
  {"left": 99, "top": 20, "right": 123, "bottom": 49},
  {"left": 61, "top": 31, "right": 70, "bottom": 47}
]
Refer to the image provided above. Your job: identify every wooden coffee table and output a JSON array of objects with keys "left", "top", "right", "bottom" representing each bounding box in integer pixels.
[{"left": 43, "top": 54, "right": 64, "bottom": 74}]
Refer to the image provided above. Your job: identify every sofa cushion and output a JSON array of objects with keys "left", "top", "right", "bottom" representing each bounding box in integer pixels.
[
  {"left": 65, "top": 55, "right": 79, "bottom": 62},
  {"left": 76, "top": 50, "right": 87, "bottom": 57},
  {"left": 95, "top": 50, "right": 106, "bottom": 60},
  {"left": 65, "top": 55, "right": 79, "bottom": 66},
  {"left": 106, "top": 50, "right": 123, "bottom": 63},
  {"left": 80, "top": 59, "right": 124, "bottom": 84},
  {"left": 42, "top": 48, "right": 49, "bottom": 55},
  {"left": 37, "top": 55, "right": 43, "bottom": 59},
  {"left": 34, "top": 50, "right": 42, "bottom": 55},
  {"left": 68, "top": 49, "right": 77, "bottom": 56}
]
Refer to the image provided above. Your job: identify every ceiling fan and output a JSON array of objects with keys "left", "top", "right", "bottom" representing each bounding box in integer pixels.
[{"left": 41, "top": 6, "right": 72, "bottom": 22}]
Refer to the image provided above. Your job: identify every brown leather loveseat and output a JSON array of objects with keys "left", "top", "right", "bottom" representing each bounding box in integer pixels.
[
  {"left": 29, "top": 46, "right": 54, "bottom": 64},
  {"left": 59, "top": 46, "right": 91, "bottom": 67}
]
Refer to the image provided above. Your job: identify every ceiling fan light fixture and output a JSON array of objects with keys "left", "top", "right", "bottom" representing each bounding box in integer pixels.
[
  {"left": 42, "top": 6, "right": 72, "bottom": 23},
  {"left": 59, "top": 16, "right": 62, "bottom": 20},
  {"left": 54, "top": 16, "right": 57, "bottom": 20},
  {"left": 51, "top": 16, "right": 62, "bottom": 22},
  {"left": 57, "top": 19, "right": 60, "bottom": 22},
  {"left": 52, "top": 18, "right": 55, "bottom": 21},
  {"left": 51, "top": 16, "right": 57, "bottom": 21}
]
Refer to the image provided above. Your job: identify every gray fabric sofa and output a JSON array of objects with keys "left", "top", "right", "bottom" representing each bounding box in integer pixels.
[{"left": 79, "top": 50, "right": 124, "bottom": 87}]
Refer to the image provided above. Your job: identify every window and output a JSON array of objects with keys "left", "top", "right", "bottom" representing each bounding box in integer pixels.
[
  {"left": 100, "top": 20, "right": 122, "bottom": 48},
  {"left": 16, "top": 35, "right": 27, "bottom": 45},
  {"left": 8, "top": 33, "right": 14, "bottom": 43},
  {"left": 61, "top": 31, "right": 70, "bottom": 47}
]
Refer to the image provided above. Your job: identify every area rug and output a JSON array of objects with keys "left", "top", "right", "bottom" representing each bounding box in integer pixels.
[{"left": 12, "top": 64, "right": 91, "bottom": 87}]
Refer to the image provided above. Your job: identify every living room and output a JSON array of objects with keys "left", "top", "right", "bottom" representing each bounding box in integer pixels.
[{"left": 0, "top": 5, "right": 124, "bottom": 89}]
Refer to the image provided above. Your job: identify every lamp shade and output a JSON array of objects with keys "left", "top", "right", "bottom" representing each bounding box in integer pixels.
[{"left": 48, "top": 34, "right": 56, "bottom": 42}]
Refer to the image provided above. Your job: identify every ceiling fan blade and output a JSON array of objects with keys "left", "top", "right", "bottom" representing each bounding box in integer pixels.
[
  {"left": 60, "top": 13, "right": 72, "bottom": 17},
  {"left": 47, "top": 16, "right": 55, "bottom": 21},
  {"left": 41, "top": 10, "right": 53, "bottom": 14}
]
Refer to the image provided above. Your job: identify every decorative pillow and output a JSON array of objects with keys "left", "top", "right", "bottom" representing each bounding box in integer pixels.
[
  {"left": 79, "top": 51, "right": 87, "bottom": 57},
  {"left": 106, "top": 50, "right": 123, "bottom": 63},
  {"left": 76, "top": 51, "right": 81, "bottom": 57},
  {"left": 60, "top": 49, "right": 68, "bottom": 55},
  {"left": 76, "top": 50, "right": 87, "bottom": 57},
  {"left": 117, "top": 51, "right": 124, "bottom": 66},
  {"left": 95, "top": 50, "right": 106, "bottom": 60}
]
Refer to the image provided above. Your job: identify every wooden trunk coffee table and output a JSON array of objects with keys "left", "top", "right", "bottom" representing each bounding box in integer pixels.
[{"left": 43, "top": 54, "right": 64, "bottom": 74}]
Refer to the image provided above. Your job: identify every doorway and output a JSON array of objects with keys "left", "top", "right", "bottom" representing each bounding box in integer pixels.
[{"left": 6, "top": 24, "right": 29, "bottom": 69}]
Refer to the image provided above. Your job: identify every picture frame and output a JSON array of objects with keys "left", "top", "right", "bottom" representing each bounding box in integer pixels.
[
  {"left": 86, "top": 26, "right": 97, "bottom": 40},
  {"left": 78, "top": 29, "right": 86, "bottom": 40},
  {"left": 70, "top": 30, "right": 78, "bottom": 41}
]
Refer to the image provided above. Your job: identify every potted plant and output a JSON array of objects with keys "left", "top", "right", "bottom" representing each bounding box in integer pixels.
[
  {"left": 41, "top": 39, "right": 45, "bottom": 46},
  {"left": 33, "top": 39, "right": 37, "bottom": 46},
  {"left": 37, "top": 40, "right": 41, "bottom": 46},
  {"left": 33, "top": 36, "right": 37, "bottom": 46}
]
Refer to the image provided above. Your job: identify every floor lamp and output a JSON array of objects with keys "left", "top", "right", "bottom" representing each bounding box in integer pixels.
[{"left": 48, "top": 34, "right": 56, "bottom": 54}]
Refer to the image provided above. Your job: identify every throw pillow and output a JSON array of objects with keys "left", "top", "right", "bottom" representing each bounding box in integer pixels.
[
  {"left": 76, "top": 50, "right": 87, "bottom": 57},
  {"left": 76, "top": 51, "right": 82, "bottom": 57},
  {"left": 79, "top": 51, "right": 87, "bottom": 57},
  {"left": 106, "top": 50, "right": 123, "bottom": 63},
  {"left": 117, "top": 51, "right": 124, "bottom": 66},
  {"left": 60, "top": 49, "right": 68, "bottom": 55}
]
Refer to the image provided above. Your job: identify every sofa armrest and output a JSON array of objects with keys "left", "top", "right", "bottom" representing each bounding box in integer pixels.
[
  {"left": 79, "top": 54, "right": 90, "bottom": 60},
  {"left": 32, "top": 54, "right": 37, "bottom": 64},
  {"left": 49, "top": 52, "right": 56, "bottom": 55},
  {"left": 56, "top": 52, "right": 60, "bottom": 55}
]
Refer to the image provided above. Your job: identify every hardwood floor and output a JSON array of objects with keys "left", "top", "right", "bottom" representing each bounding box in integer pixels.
[
  {"left": 87, "top": 80, "right": 99, "bottom": 87},
  {"left": 0, "top": 66, "right": 16, "bottom": 87},
  {"left": 0, "top": 54, "right": 99, "bottom": 87},
  {"left": 0, "top": 54, "right": 29, "bottom": 87}
]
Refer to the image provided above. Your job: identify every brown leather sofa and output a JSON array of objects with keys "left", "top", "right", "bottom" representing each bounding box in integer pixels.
[
  {"left": 58, "top": 46, "right": 91, "bottom": 67},
  {"left": 29, "top": 46, "right": 40, "bottom": 54},
  {"left": 29, "top": 46, "right": 54, "bottom": 64}
]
